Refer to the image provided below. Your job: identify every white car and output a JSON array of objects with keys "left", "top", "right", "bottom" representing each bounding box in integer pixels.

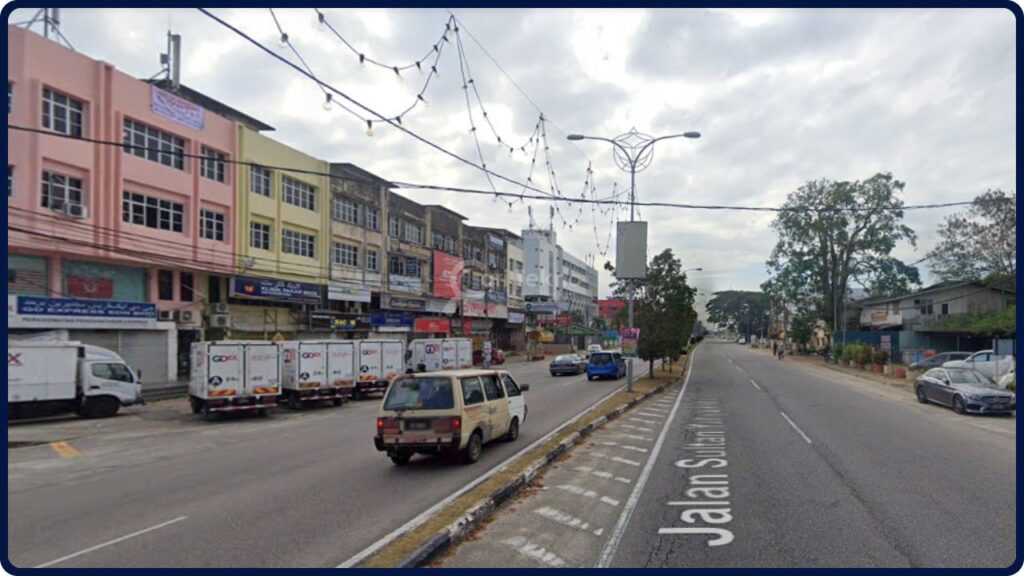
[
  {"left": 943, "top": 350, "right": 1015, "bottom": 381},
  {"left": 587, "top": 344, "right": 603, "bottom": 357}
]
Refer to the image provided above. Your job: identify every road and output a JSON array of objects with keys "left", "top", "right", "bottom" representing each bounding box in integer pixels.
[
  {"left": 7, "top": 359, "right": 630, "bottom": 568},
  {"left": 438, "top": 342, "right": 1016, "bottom": 569},
  {"left": 612, "top": 342, "right": 1016, "bottom": 568}
]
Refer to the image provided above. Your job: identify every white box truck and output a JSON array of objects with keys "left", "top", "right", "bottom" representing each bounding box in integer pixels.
[
  {"left": 406, "top": 338, "right": 473, "bottom": 373},
  {"left": 8, "top": 341, "right": 143, "bottom": 419},
  {"left": 355, "top": 339, "right": 404, "bottom": 398},
  {"left": 279, "top": 340, "right": 355, "bottom": 409},
  {"left": 190, "top": 341, "right": 281, "bottom": 420}
]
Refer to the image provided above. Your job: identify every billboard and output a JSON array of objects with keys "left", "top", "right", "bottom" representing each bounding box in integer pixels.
[
  {"left": 414, "top": 317, "right": 451, "bottom": 333},
  {"left": 433, "top": 251, "right": 464, "bottom": 299},
  {"left": 616, "top": 221, "right": 648, "bottom": 279},
  {"left": 230, "top": 276, "right": 322, "bottom": 303}
]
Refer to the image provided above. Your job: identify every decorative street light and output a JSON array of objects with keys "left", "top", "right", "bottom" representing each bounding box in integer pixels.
[{"left": 568, "top": 128, "right": 701, "bottom": 391}]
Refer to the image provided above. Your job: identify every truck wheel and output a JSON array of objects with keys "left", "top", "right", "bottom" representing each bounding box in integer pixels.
[
  {"left": 463, "top": 431, "right": 483, "bottom": 464},
  {"left": 189, "top": 397, "right": 203, "bottom": 414},
  {"left": 288, "top": 393, "right": 303, "bottom": 411},
  {"left": 201, "top": 404, "right": 215, "bottom": 422},
  {"left": 332, "top": 398, "right": 344, "bottom": 407},
  {"left": 82, "top": 397, "right": 120, "bottom": 419},
  {"left": 257, "top": 408, "right": 270, "bottom": 418},
  {"left": 390, "top": 450, "right": 413, "bottom": 465}
]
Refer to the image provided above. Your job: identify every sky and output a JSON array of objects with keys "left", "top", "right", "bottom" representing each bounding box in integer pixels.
[{"left": 10, "top": 7, "right": 1016, "bottom": 314}]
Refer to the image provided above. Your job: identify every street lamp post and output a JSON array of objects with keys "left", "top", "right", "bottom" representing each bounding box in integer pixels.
[{"left": 568, "top": 128, "right": 700, "bottom": 391}]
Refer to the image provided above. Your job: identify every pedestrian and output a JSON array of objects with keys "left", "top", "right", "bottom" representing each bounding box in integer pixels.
[
  {"left": 777, "top": 342, "right": 785, "bottom": 361},
  {"left": 772, "top": 341, "right": 778, "bottom": 356}
]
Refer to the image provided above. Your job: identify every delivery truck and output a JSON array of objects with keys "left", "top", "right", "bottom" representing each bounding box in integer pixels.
[
  {"left": 7, "top": 341, "right": 143, "bottom": 419},
  {"left": 355, "top": 339, "right": 404, "bottom": 398},
  {"left": 406, "top": 338, "right": 473, "bottom": 373},
  {"left": 279, "top": 340, "right": 355, "bottom": 409},
  {"left": 190, "top": 341, "right": 281, "bottom": 420}
]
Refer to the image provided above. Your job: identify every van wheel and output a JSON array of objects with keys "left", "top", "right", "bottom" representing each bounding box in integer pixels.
[
  {"left": 189, "top": 397, "right": 203, "bottom": 414},
  {"left": 463, "top": 431, "right": 483, "bottom": 464},
  {"left": 587, "top": 374, "right": 594, "bottom": 381},
  {"left": 82, "top": 397, "right": 120, "bottom": 419},
  {"left": 288, "top": 394, "right": 303, "bottom": 411},
  {"left": 390, "top": 451, "right": 413, "bottom": 466},
  {"left": 505, "top": 418, "right": 520, "bottom": 442}
]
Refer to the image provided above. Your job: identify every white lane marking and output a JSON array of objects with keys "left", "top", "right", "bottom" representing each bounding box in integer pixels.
[
  {"left": 601, "top": 496, "right": 621, "bottom": 507},
  {"left": 503, "top": 536, "right": 568, "bottom": 567},
  {"left": 596, "top": 346, "right": 697, "bottom": 568},
  {"left": 614, "top": 432, "right": 653, "bottom": 442},
  {"left": 619, "top": 445, "right": 649, "bottom": 453},
  {"left": 593, "top": 528, "right": 605, "bottom": 536},
  {"left": 574, "top": 465, "right": 594, "bottom": 473},
  {"left": 35, "top": 516, "right": 189, "bottom": 568},
  {"left": 620, "top": 424, "right": 654, "bottom": 433},
  {"left": 534, "top": 506, "right": 594, "bottom": 531},
  {"left": 614, "top": 476, "right": 633, "bottom": 484},
  {"left": 750, "top": 379, "right": 762, "bottom": 391},
  {"left": 556, "top": 484, "right": 621, "bottom": 507},
  {"left": 636, "top": 412, "right": 664, "bottom": 419},
  {"left": 668, "top": 501, "right": 731, "bottom": 506},
  {"left": 734, "top": 365, "right": 743, "bottom": 372},
  {"left": 337, "top": 372, "right": 637, "bottom": 568},
  {"left": 601, "top": 441, "right": 620, "bottom": 446},
  {"left": 780, "top": 412, "right": 813, "bottom": 444},
  {"left": 574, "top": 466, "right": 632, "bottom": 484},
  {"left": 628, "top": 417, "right": 659, "bottom": 425}
]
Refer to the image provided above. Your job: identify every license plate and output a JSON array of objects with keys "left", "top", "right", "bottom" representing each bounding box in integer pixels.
[{"left": 405, "top": 420, "right": 430, "bottom": 431}]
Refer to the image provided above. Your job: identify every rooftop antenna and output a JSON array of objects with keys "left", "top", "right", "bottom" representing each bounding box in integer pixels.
[
  {"left": 549, "top": 206, "right": 554, "bottom": 233},
  {"left": 528, "top": 206, "right": 536, "bottom": 230},
  {"left": 19, "top": 8, "right": 75, "bottom": 50}
]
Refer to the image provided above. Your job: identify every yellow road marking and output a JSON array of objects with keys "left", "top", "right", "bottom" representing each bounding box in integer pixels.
[{"left": 50, "top": 441, "right": 81, "bottom": 458}]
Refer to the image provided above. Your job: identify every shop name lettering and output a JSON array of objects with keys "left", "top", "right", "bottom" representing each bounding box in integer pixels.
[
  {"left": 17, "top": 298, "right": 156, "bottom": 319},
  {"left": 661, "top": 399, "right": 735, "bottom": 547}
]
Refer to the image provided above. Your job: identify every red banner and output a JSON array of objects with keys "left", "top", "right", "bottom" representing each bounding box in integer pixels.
[
  {"left": 598, "top": 299, "right": 626, "bottom": 318},
  {"left": 414, "top": 317, "right": 451, "bottom": 333},
  {"left": 67, "top": 275, "right": 114, "bottom": 299},
  {"left": 433, "top": 251, "right": 464, "bottom": 299}
]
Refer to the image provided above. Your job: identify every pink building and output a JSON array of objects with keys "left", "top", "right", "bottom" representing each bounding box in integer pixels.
[{"left": 7, "top": 26, "right": 268, "bottom": 382}]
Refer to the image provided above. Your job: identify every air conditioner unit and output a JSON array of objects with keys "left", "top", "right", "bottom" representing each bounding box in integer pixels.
[
  {"left": 209, "top": 302, "right": 230, "bottom": 314},
  {"left": 179, "top": 310, "right": 197, "bottom": 324},
  {"left": 387, "top": 236, "right": 399, "bottom": 252},
  {"left": 209, "top": 314, "right": 230, "bottom": 328},
  {"left": 63, "top": 204, "right": 88, "bottom": 219},
  {"left": 157, "top": 310, "right": 174, "bottom": 321}
]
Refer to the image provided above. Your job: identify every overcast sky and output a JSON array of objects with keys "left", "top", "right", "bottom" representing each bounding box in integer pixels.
[{"left": 12, "top": 8, "right": 1016, "bottom": 308}]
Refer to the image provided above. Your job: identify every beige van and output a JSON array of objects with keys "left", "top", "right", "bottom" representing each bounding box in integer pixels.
[{"left": 374, "top": 369, "right": 530, "bottom": 465}]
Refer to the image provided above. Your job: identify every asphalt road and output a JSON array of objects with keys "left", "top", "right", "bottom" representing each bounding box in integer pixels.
[
  {"left": 7, "top": 359, "right": 630, "bottom": 568},
  {"left": 609, "top": 341, "right": 1016, "bottom": 568}
]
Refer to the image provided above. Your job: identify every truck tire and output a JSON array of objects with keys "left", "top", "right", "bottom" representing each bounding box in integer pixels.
[
  {"left": 201, "top": 403, "right": 215, "bottom": 422},
  {"left": 82, "top": 397, "right": 120, "bottom": 419},
  {"left": 257, "top": 408, "right": 270, "bottom": 418},
  {"left": 288, "top": 393, "right": 303, "bottom": 411},
  {"left": 332, "top": 398, "right": 344, "bottom": 407},
  {"left": 189, "top": 397, "right": 203, "bottom": 414}
]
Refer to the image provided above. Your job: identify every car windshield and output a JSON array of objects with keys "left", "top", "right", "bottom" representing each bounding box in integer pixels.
[
  {"left": 383, "top": 377, "right": 454, "bottom": 410},
  {"left": 947, "top": 369, "right": 995, "bottom": 387},
  {"left": 590, "top": 353, "right": 612, "bottom": 365},
  {"left": 554, "top": 355, "right": 575, "bottom": 362}
]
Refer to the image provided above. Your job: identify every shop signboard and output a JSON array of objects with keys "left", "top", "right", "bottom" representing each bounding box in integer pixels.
[
  {"left": 432, "top": 251, "right": 464, "bottom": 299},
  {"left": 230, "top": 276, "right": 322, "bottom": 303},
  {"left": 9, "top": 295, "right": 157, "bottom": 330}
]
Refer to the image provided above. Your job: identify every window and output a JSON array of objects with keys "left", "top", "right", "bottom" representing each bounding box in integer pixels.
[
  {"left": 501, "top": 373, "right": 521, "bottom": 397},
  {"left": 122, "top": 119, "right": 185, "bottom": 170},
  {"left": 332, "top": 196, "right": 360, "bottom": 224},
  {"left": 200, "top": 209, "right": 225, "bottom": 241},
  {"left": 480, "top": 375, "right": 504, "bottom": 400},
  {"left": 366, "top": 249, "right": 379, "bottom": 272},
  {"left": 406, "top": 257, "right": 419, "bottom": 276},
  {"left": 282, "top": 229, "right": 315, "bottom": 258},
  {"left": 403, "top": 221, "right": 423, "bottom": 245},
  {"left": 41, "top": 171, "right": 83, "bottom": 210},
  {"left": 332, "top": 242, "right": 359, "bottom": 267},
  {"left": 940, "top": 303, "right": 949, "bottom": 316},
  {"left": 432, "top": 231, "right": 445, "bottom": 251},
  {"left": 200, "top": 147, "right": 226, "bottom": 182},
  {"left": 461, "top": 377, "right": 485, "bottom": 405},
  {"left": 42, "top": 88, "right": 84, "bottom": 137},
  {"left": 389, "top": 215, "right": 400, "bottom": 238},
  {"left": 208, "top": 275, "right": 223, "bottom": 304},
  {"left": 90, "top": 363, "right": 135, "bottom": 383},
  {"left": 389, "top": 255, "right": 404, "bottom": 276},
  {"left": 157, "top": 270, "right": 174, "bottom": 300},
  {"left": 446, "top": 237, "right": 457, "bottom": 253},
  {"left": 180, "top": 272, "right": 195, "bottom": 302},
  {"left": 366, "top": 207, "right": 379, "bottom": 231},
  {"left": 384, "top": 377, "right": 454, "bottom": 411},
  {"left": 282, "top": 176, "right": 316, "bottom": 211},
  {"left": 122, "top": 191, "right": 184, "bottom": 232},
  {"left": 250, "top": 165, "right": 272, "bottom": 197},
  {"left": 250, "top": 222, "right": 271, "bottom": 250}
]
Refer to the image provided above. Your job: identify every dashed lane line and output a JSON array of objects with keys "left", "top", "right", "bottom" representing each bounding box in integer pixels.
[
  {"left": 35, "top": 516, "right": 189, "bottom": 568},
  {"left": 780, "top": 411, "right": 813, "bottom": 444},
  {"left": 750, "top": 379, "right": 762, "bottom": 391}
]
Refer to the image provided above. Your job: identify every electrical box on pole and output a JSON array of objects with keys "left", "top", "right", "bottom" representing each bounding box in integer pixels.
[{"left": 615, "top": 221, "right": 648, "bottom": 279}]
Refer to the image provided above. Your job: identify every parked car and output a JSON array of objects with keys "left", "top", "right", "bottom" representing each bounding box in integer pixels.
[
  {"left": 910, "top": 351, "right": 972, "bottom": 371},
  {"left": 374, "top": 369, "right": 529, "bottom": 465},
  {"left": 587, "top": 344, "right": 603, "bottom": 357},
  {"left": 473, "top": 347, "right": 506, "bottom": 366},
  {"left": 587, "top": 351, "right": 626, "bottom": 381},
  {"left": 550, "top": 354, "right": 587, "bottom": 376},
  {"left": 915, "top": 367, "right": 1016, "bottom": 415},
  {"left": 943, "top": 350, "right": 1015, "bottom": 381}
]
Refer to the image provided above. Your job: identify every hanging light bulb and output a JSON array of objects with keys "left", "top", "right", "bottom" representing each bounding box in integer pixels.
[
  {"left": 322, "top": 93, "right": 333, "bottom": 111},
  {"left": 359, "top": 54, "right": 366, "bottom": 69},
  {"left": 393, "top": 66, "right": 403, "bottom": 83},
  {"left": 415, "top": 61, "right": 423, "bottom": 74},
  {"left": 366, "top": 120, "right": 374, "bottom": 137},
  {"left": 317, "top": 11, "right": 326, "bottom": 30},
  {"left": 417, "top": 94, "right": 428, "bottom": 107},
  {"left": 279, "top": 32, "right": 289, "bottom": 47},
  {"left": 431, "top": 65, "right": 440, "bottom": 79}
]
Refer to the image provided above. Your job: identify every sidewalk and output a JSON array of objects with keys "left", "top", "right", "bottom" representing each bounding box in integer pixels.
[{"left": 785, "top": 353, "right": 915, "bottom": 390}]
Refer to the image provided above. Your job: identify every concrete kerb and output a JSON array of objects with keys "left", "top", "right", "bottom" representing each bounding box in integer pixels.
[{"left": 394, "top": 375, "right": 682, "bottom": 568}]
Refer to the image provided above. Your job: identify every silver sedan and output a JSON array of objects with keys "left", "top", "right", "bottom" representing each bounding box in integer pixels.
[{"left": 915, "top": 367, "right": 1016, "bottom": 415}]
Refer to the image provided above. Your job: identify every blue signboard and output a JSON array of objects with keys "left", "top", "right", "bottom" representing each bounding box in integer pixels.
[
  {"left": 16, "top": 296, "right": 157, "bottom": 319},
  {"left": 602, "top": 330, "right": 621, "bottom": 339},
  {"left": 230, "top": 276, "right": 323, "bottom": 303},
  {"left": 370, "top": 311, "right": 414, "bottom": 327}
]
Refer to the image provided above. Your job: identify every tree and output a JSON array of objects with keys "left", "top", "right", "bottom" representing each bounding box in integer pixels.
[
  {"left": 788, "top": 308, "right": 817, "bottom": 350},
  {"left": 765, "top": 173, "right": 921, "bottom": 336},
  {"left": 927, "top": 190, "right": 1016, "bottom": 289},
  {"left": 705, "top": 291, "right": 771, "bottom": 338},
  {"left": 590, "top": 316, "right": 607, "bottom": 332},
  {"left": 632, "top": 249, "right": 697, "bottom": 376}
]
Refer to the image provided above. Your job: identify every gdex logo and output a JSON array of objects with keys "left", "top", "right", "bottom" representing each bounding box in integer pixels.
[
  {"left": 301, "top": 352, "right": 322, "bottom": 359},
  {"left": 8, "top": 353, "right": 22, "bottom": 366},
  {"left": 362, "top": 349, "right": 378, "bottom": 356},
  {"left": 425, "top": 344, "right": 439, "bottom": 354},
  {"left": 211, "top": 355, "right": 238, "bottom": 362}
]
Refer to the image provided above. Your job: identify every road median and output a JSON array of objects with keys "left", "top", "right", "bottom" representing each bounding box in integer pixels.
[{"left": 357, "top": 355, "right": 692, "bottom": 568}]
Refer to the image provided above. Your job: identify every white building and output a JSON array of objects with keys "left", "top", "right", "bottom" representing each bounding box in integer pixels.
[{"left": 522, "top": 228, "right": 598, "bottom": 323}]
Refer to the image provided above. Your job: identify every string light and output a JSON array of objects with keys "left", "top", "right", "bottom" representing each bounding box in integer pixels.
[
  {"left": 366, "top": 119, "right": 374, "bottom": 137},
  {"left": 322, "top": 93, "right": 333, "bottom": 110}
]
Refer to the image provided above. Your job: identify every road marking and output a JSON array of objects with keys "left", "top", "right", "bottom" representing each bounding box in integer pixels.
[
  {"left": 35, "top": 516, "right": 188, "bottom": 568},
  {"left": 734, "top": 366, "right": 743, "bottom": 372},
  {"left": 636, "top": 412, "right": 664, "bottom": 419},
  {"left": 619, "top": 445, "right": 649, "bottom": 453},
  {"left": 668, "top": 501, "right": 731, "bottom": 506},
  {"left": 502, "top": 536, "right": 568, "bottom": 567},
  {"left": 614, "top": 476, "right": 633, "bottom": 484},
  {"left": 556, "top": 484, "right": 621, "bottom": 507},
  {"left": 780, "top": 412, "right": 813, "bottom": 444},
  {"left": 601, "top": 496, "right": 621, "bottom": 506},
  {"left": 593, "top": 452, "right": 642, "bottom": 467},
  {"left": 620, "top": 424, "right": 654, "bottom": 433},
  {"left": 336, "top": 371, "right": 642, "bottom": 568},
  {"left": 597, "top": 346, "right": 696, "bottom": 568},
  {"left": 750, "top": 379, "right": 761, "bottom": 391},
  {"left": 50, "top": 441, "right": 81, "bottom": 458},
  {"left": 628, "top": 417, "right": 659, "bottom": 425},
  {"left": 534, "top": 506, "right": 595, "bottom": 531},
  {"left": 574, "top": 466, "right": 634, "bottom": 484},
  {"left": 614, "top": 432, "right": 653, "bottom": 442}
]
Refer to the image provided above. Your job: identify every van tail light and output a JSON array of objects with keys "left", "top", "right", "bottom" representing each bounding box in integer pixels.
[
  {"left": 376, "top": 418, "right": 384, "bottom": 434},
  {"left": 451, "top": 416, "right": 462, "bottom": 432},
  {"left": 378, "top": 418, "right": 399, "bottom": 434},
  {"left": 433, "top": 416, "right": 462, "bottom": 433}
]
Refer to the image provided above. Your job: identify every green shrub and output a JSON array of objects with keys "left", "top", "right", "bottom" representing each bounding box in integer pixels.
[
  {"left": 856, "top": 345, "right": 873, "bottom": 365},
  {"left": 872, "top": 349, "right": 889, "bottom": 365},
  {"left": 843, "top": 344, "right": 858, "bottom": 363},
  {"left": 832, "top": 344, "right": 844, "bottom": 361}
]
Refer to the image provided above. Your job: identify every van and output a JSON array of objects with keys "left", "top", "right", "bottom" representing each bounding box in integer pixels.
[
  {"left": 586, "top": 351, "right": 626, "bottom": 381},
  {"left": 374, "top": 369, "right": 530, "bottom": 465}
]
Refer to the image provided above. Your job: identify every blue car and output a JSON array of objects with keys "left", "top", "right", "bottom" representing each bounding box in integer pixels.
[{"left": 587, "top": 352, "right": 626, "bottom": 381}]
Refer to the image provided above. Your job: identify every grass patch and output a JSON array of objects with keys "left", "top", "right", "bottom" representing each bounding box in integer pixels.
[{"left": 359, "top": 358, "right": 688, "bottom": 568}]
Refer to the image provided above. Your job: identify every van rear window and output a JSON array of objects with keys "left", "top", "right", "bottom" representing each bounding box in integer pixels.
[{"left": 384, "top": 377, "right": 454, "bottom": 410}]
